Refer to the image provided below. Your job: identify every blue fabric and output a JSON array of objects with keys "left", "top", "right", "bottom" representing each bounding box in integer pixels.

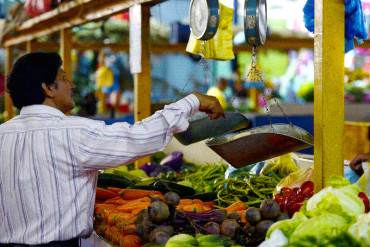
[{"left": 303, "top": 0, "right": 368, "bottom": 52}]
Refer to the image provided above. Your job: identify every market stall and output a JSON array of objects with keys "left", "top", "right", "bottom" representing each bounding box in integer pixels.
[{"left": 1, "top": 0, "right": 370, "bottom": 246}]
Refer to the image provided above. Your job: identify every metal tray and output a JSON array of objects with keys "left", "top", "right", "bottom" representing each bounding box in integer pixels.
[
  {"left": 206, "top": 124, "right": 313, "bottom": 168},
  {"left": 175, "top": 112, "right": 252, "bottom": 145}
]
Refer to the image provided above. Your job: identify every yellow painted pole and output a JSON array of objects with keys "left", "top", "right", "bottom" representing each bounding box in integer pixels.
[
  {"left": 313, "top": 0, "right": 344, "bottom": 190},
  {"left": 60, "top": 28, "right": 72, "bottom": 81},
  {"left": 131, "top": 5, "right": 151, "bottom": 167},
  {"left": 4, "top": 47, "right": 14, "bottom": 121},
  {"left": 26, "top": 40, "right": 35, "bottom": 53}
]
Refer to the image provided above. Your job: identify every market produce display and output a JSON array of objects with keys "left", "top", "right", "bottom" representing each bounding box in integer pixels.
[
  {"left": 262, "top": 176, "right": 370, "bottom": 247},
  {"left": 94, "top": 152, "right": 370, "bottom": 247}
]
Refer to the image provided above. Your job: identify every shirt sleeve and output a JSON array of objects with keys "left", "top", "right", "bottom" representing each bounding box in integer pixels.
[{"left": 75, "top": 94, "right": 199, "bottom": 169}]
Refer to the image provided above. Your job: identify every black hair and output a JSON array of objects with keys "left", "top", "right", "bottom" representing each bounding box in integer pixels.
[{"left": 7, "top": 52, "right": 62, "bottom": 109}]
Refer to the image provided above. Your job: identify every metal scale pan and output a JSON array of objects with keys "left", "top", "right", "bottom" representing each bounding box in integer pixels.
[
  {"left": 175, "top": 112, "right": 252, "bottom": 145},
  {"left": 206, "top": 124, "right": 313, "bottom": 168}
]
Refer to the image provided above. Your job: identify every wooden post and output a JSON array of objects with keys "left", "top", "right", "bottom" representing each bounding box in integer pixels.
[
  {"left": 4, "top": 47, "right": 14, "bottom": 121},
  {"left": 60, "top": 28, "right": 72, "bottom": 81},
  {"left": 26, "top": 40, "right": 35, "bottom": 53},
  {"left": 130, "top": 4, "right": 152, "bottom": 167},
  {"left": 313, "top": 0, "right": 344, "bottom": 190}
]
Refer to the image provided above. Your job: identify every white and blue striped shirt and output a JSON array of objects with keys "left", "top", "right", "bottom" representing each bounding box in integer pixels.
[{"left": 0, "top": 94, "right": 199, "bottom": 244}]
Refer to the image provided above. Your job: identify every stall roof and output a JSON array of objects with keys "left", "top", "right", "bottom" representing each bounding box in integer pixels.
[{"left": 3, "top": 0, "right": 164, "bottom": 47}]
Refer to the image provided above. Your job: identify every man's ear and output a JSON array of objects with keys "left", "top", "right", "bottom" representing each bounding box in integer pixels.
[{"left": 41, "top": 83, "right": 55, "bottom": 98}]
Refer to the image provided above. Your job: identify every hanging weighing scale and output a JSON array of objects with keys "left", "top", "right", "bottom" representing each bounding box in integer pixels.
[
  {"left": 205, "top": 0, "right": 314, "bottom": 168},
  {"left": 189, "top": 0, "right": 220, "bottom": 41},
  {"left": 175, "top": 0, "right": 252, "bottom": 145}
]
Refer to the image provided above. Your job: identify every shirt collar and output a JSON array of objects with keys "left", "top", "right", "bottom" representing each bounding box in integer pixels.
[{"left": 20, "top": 105, "right": 65, "bottom": 117}]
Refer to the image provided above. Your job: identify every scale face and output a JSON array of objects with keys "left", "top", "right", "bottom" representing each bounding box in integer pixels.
[
  {"left": 244, "top": 0, "right": 267, "bottom": 46},
  {"left": 189, "top": 0, "right": 219, "bottom": 40}
]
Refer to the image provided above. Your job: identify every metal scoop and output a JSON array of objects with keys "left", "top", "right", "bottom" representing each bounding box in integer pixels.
[
  {"left": 206, "top": 124, "right": 313, "bottom": 168},
  {"left": 175, "top": 112, "right": 252, "bottom": 145}
]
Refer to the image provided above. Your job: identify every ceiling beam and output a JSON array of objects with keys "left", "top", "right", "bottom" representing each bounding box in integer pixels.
[{"left": 3, "top": 0, "right": 164, "bottom": 47}]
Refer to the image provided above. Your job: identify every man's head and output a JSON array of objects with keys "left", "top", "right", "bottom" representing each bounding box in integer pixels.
[
  {"left": 217, "top": 78, "right": 228, "bottom": 91},
  {"left": 7, "top": 52, "right": 75, "bottom": 113}
]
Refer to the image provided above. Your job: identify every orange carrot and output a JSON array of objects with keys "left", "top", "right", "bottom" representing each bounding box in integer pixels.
[
  {"left": 226, "top": 201, "right": 246, "bottom": 214},
  {"left": 120, "top": 234, "right": 141, "bottom": 247},
  {"left": 237, "top": 210, "right": 247, "bottom": 224},
  {"left": 107, "top": 187, "right": 124, "bottom": 193},
  {"left": 96, "top": 187, "right": 119, "bottom": 201},
  {"left": 120, "top": 189, "right": 162, "bottom": 200},
  {"left": 179, "top": 199, "right": 193, "bottom": 205}
]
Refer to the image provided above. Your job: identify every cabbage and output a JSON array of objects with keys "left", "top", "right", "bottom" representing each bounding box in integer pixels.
[
  {"left": 289, "top": 213, "right": 348, "bottom": 244},
  {"left": 305, "top": 184, "right": 364, "bottom": 222},
  {"left": 266, "top": 212, "right": 308, "bottom": 239},
  {"left": 348, "top": 213, "right": 370, "bottom": 246}
]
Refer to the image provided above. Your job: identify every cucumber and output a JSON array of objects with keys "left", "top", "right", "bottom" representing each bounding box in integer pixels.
[
  {"left": 152, "top": 180, "right": 195, "bottom": 197},
  {"left": 97, "top": 173, "right": 133, "bottom": 188},
  {"left": 188, "top": 192, "right": 217, "bottom": 201}
]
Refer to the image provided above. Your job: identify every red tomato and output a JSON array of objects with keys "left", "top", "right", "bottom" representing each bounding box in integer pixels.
[
  {"left": 292, "top": 187, "right": 300, "bottom": 195},
  {"left": 300, "top": 181, "right": 315, "bottom": 198},
  {"left": 288, "top": 202, "right": 303, "bottom": 217},
  {"left": 274, "top": 194, "right": 285, "bottom": 205},
  {"left": 280, "top": 187, "right": 293, "bottom": 197},
  {"left": 358, "top": 192, "right": 370, "bottom": 213}
]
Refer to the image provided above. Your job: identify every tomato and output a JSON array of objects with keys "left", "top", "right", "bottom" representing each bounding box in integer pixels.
[
  {"left": 288, "top": 202, "right": 303, "bottom": 217},
  {"left": 300, "top": 181, "right": 315, "bottom": 198},
  {"left": 292, "top": 187, "right": 300, "bottom": 195},
  {"left": 358, "top": 192, "right": 370, "bottom": 213},
  {"left": 274, "top": 194, "right": 285, "bottom": 205},
  {"left": 280, "top": 187, "right": 293, "bottom": 197}
]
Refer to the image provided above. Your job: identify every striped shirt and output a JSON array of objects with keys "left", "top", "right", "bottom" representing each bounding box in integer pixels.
[{"left": 0, "top": 94, "right": 199, "bottom": 244}]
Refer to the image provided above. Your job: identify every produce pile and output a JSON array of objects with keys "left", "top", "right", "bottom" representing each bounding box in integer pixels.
[
  {"left": 262, "top": 176, "right": 370, "bottom": 247},
  {"left": 93, "top": 152, "right": 301, "bottom": 246},
  {"left": 94, "top": 186, "right": 290, "bottom": 246}
]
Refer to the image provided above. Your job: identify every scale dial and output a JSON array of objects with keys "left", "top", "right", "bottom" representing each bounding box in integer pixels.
[
  {"left": 189, "top": 0, "right": 219, "bottom": 41},
  {"left": 244, "top": 0, "right": 267, "bottom": 46}
]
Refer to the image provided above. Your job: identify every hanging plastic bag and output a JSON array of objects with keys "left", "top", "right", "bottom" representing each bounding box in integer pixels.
[
  {"left": 274, "top": 167, "right": 313, "bottom": 195},
  {"left": 357, "top": 162, "right": 370, "bottom": 197},
  {"left": 96, "top": 66, "right": 114, "bottom": 89},
  {"left": 186, "top": 1, "right": 234, "bottom": 60},
  {"left": 261, "top": 153, "right": 299, "bottom": 178}
]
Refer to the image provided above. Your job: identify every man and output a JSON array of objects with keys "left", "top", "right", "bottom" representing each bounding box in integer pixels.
[
  {"left": 0, "top": 52, "right": 224, "bottom": 246},
  {"left": 350, "top": 152, "right": 370, "bottom": 176},
  {"left": 206, "top": 77, "right": 228, "bottom": 110}
]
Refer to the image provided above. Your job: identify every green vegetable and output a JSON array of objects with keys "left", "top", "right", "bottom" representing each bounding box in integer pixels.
[
  {"left": 196, "top": 234, "right": 233, "bottom": 247},
  {"left": 287, "top": 233, "right": 361, "bottom": 247},
  {"left": 267, "top": 212, "right": 308, "bottom": 239},
  {"left": 289, "top": 213, "right": 348, "bottom": 244},
  {"left": 305, "top": 184, "right": 364, "bottom": 223},
  {"left": 261, "top": 154, "right": 298, "bottom": 178},
  {"left": 348, "top": 213, "right": 370, "bottom": 246},
  {"left": 97, "top": 173, "right": 133, "bottom": 188},
  {"left": 325, "top": 176, "right": 350, "bottom": 188},
  {"left": 165, "top": 234, "right": 198, "bottom": 247}
]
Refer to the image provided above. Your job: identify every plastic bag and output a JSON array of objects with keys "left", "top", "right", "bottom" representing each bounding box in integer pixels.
[
  {"left": 261, "top": 153, "right": 299, "bottom": 178},
  {"left": 275, "top": 167, "right": 313, "bottom": 195},
  {"left": 357, "top": 162, "right": 370, "bottom": 197},
  {"left": 186, "top": 2, "right": 234, "bottom": 60}
]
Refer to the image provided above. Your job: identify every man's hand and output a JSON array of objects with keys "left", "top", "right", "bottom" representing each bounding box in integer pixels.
[
  {"left": 193, "top": 93, "right": 225, "bottom": 120},
  {"left": 349, "top": 152, "right": 370, "bottom": 176}
]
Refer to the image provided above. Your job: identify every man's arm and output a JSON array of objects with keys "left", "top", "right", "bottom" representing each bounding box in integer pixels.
[
  {"left": 350, "top": 152, "right": 370, "bottom": 176},
  {"left": 74, "top": 94, "right": 223, "bottom": 169}
]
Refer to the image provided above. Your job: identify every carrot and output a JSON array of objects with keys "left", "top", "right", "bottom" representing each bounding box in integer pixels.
[
  {"left": 179, "top": 199, "right": 193, "bottom": 205},
  {"left": 182, "top": 204, "right": 205, "bottom": 213},
  {"left": 120, "top": 234, "right": 141, "bottom": 247},
  {"left": 122, "top": 224, "right": 137, "bottom": 235},
  {"left": 120, "top": 189, "right": 162, "bottom": 200},
  {"left": 107, "top": 187, "right": 124, "bottom": 193},
  {"left": 117, "top": 201, "right": 150, "bottom": 213},
  {"left": 203, "top": 201, "right": 215, "bottom": 207},
  {"left": 96, "top": 187, "right": 119, "bottom": 201},
  {"left": 105, "top": 197, "right": 128, "bottom": 205},
  {"left": 107, "top": 212, "right": 136, "bottom": 226},
  {"left": 237, "top": 210, "right": 247, "bottom": 224},
  {"left": 226, "top": 201, "right": 246, "bottom": 214}
]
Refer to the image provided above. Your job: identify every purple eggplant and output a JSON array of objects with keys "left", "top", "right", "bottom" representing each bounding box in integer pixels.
[
  {"left": 160, "top": 151, "right": 183, "bottom": 172},
  {"left": 140, "top": 162, "right": 160, "bottom": 176}
]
